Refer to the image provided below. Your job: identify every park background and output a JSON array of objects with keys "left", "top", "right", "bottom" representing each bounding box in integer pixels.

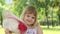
[{"left": 0, "top": 0, "right": 60, "bottom": 34}]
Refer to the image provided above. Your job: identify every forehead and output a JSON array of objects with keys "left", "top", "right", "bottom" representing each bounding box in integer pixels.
[{"left": 25, "top": 14, "right": 35, "bottom": 17}]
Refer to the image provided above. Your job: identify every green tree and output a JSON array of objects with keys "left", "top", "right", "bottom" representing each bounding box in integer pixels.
[
  {"left": 0, "top": 7, "right": 3, "bottom": 26},
  {"left": 11, "top": 0, "right": 27, "bottom": 17},
  {"left": 0, "top": 0, "right": 5, "bottom": 5}
]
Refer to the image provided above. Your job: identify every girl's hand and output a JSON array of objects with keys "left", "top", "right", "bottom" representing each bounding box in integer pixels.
[{"left": 5, "top": 29, "right": 12, "bottom": 34}]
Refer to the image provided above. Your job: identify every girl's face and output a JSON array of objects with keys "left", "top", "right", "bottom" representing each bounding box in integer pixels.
[{"left": 23, "top": 14, "right": 35, "bottom": 26}]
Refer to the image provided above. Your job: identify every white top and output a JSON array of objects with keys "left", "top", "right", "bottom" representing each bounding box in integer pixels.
[{"left": 25, "top": 27, "right": 37, "bottom": 34}]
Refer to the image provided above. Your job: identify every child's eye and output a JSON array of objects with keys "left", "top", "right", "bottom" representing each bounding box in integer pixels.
[
  {"left": 27, "top": 15, "right": 30, "bottom": 17},
  {"left": 32, "top": 17, "right": 35, "bottom": 19}
]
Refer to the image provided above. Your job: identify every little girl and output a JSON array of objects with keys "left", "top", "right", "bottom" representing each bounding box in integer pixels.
[
  {"left": 3, "top": 5, "right": 43, "bottom": 34},
  {"left": 18, "top": 6, "right": 43, "bottom": 34}
]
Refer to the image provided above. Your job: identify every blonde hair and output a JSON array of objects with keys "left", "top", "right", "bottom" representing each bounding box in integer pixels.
[{"left": 20, "top": 6, "right": 38, "bottom": 26}]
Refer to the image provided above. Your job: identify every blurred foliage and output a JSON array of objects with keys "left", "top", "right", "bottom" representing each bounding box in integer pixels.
[
  {"left": 0, "top": 7, "right": 3, "bottom": 25},
  {"left": 0, "top": 0, "right": 5, "bottom": 5},
  {"left": 0, "top": 0, "right": 60, "bottom": 28}
]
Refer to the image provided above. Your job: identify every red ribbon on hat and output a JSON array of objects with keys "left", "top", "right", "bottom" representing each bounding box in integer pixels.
[{"left": 18, "top": 22, "right": 27, "bottom": 34}]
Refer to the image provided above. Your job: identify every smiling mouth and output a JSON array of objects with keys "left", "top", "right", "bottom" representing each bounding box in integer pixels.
[{"left": 26, "top": 19, "right": 31, "bottom": 22}]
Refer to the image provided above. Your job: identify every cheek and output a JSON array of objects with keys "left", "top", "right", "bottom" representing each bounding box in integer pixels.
[
  {"left": 32, "top": 19, "right": 35, "bottom": 22},
  {"left": 25, "top": 17, "right": 28, "bottom": 20},
  {"left": 24, "top": 16, "right": 29, "bottom": 21},
  {"left": 32, "top": 19, "right": 36, "bottom": 23}
]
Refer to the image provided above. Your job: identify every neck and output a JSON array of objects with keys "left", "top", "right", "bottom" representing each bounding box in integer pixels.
[{"left": 27, "top": 24, "right": 35, "bottom": 29}]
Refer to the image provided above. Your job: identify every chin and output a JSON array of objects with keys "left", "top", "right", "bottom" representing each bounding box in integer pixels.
[
  {"left": 27, "top": 23, "right": 33, "bottom": 25},
  {"left": 3, "top": 19, "right": 20, "bottom": 34}
]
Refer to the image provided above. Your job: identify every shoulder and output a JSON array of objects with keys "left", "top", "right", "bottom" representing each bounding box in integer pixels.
[{"left": 37, "top": 26, "right": 43, "bottom": 34}]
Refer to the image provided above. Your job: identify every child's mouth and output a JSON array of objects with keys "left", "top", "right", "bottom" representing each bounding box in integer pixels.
[{"left": 26, "top": 19, "right": 31, "bottom": 22}]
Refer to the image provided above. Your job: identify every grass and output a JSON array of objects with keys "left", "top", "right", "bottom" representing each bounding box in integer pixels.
[
  {"left": 0, "top": 25, "right": 60, "bottom": 34},
  {"left": 43, "top": 29, "right": 60, "bottom": 34},
  {"left": 41, "top": 26, "right": 60, "bottom": 34},
  {"left": 0, "top": 25, "right": 5, "bottom": 34}
]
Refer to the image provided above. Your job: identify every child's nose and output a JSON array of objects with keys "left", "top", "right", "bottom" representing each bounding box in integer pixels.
[{"left": 29, "top": 17, "right": 32, "bottom": 21}]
